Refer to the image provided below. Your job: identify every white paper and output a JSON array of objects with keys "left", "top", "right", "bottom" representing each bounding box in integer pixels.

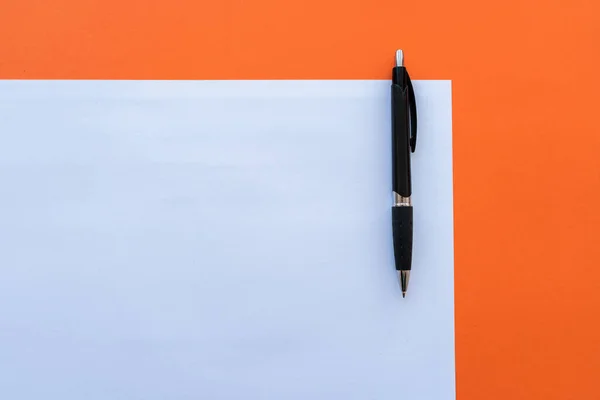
[{"left": 0, "top": 80, "right": 454, "bottom": 400}]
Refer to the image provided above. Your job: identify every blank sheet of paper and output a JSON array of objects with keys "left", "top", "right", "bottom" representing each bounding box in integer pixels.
[{"left": 0, "top": 80, "right": 454, "bottom": 400}]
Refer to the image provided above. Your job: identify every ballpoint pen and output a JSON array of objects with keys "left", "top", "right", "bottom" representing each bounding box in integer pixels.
[{"left": 391, "top": 49, "right": 417, "bottom": 298}]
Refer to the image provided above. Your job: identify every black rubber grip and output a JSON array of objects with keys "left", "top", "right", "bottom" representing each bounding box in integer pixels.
[{"left": 392, "top": 206, "right": 413, "bottom": 271}]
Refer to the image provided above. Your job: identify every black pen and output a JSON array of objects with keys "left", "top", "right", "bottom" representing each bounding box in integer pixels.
[{"left": 391, "top": 49, "right": 417, "bottom": 297}]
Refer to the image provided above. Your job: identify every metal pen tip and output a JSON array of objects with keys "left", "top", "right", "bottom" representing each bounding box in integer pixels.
[
  {"left": 398, "top": 270, "right": 410, "bottom": 297},
  {"left": 395, "top": 50, "right": 404, "bottom": 67}
]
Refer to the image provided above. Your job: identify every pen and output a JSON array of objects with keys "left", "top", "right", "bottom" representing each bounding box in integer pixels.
[{"left": 391, "top": 49, "right": 417, "bottom": 298}]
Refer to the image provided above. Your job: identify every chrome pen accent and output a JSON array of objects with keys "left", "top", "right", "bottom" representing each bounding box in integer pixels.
[
  {"left": 395, "top": 49, "right": 404, "bottom": 67},
  {"left": 398, "top": 270, "right": 410, "bottom": 298},
  {"left": 393, "top": 192, "right": 412, "bottom": 207}
]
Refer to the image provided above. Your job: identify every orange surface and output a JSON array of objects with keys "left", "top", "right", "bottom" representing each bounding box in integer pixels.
[{"left": 1, "top": 0, "right": 600, "bottom": 398}]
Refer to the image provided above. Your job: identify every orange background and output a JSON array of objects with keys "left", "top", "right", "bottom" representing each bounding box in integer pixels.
[{"left": 1, "top": 0, "right": 599, "bottom": 398}]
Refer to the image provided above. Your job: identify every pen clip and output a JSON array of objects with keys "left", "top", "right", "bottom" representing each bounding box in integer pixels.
[{"left": 407, "top": 72, "right": 417, "bottom": 152}]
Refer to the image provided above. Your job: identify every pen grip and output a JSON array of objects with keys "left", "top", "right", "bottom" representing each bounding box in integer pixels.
[{"left": 392, "top": 206, "right": 413, "bottom": 271}]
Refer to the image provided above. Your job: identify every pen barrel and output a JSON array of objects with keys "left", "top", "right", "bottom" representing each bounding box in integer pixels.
[
  {"left": 391, "top": 82, "right": 412, "bottom": 197},
  {"left": 392, "top": 206, "right": 413, "bottom": 271}
]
